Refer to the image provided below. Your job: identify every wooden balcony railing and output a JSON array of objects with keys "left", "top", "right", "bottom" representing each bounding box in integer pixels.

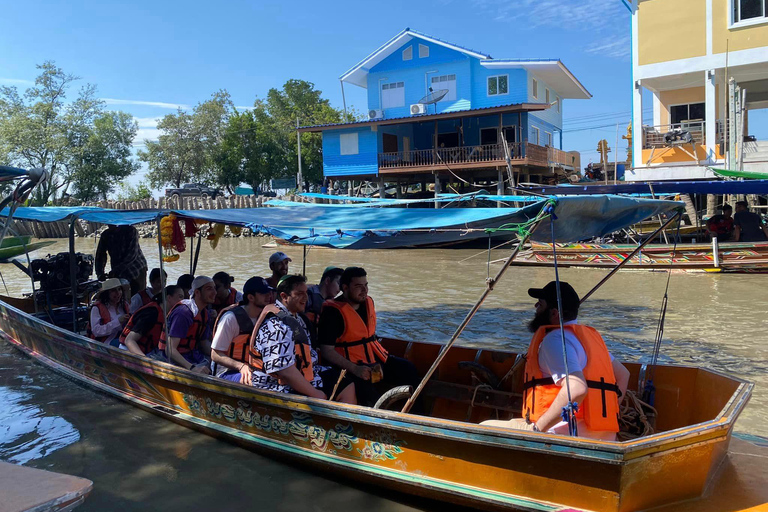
[
  {"left": 378, "top": 142, "right": 550, "bottom": 170},
  {"left": 547, "top": 147, "right": 578, "bottom": 168},
  {"left": 643, "top": 121, "right": 706, "bottom": 149}
]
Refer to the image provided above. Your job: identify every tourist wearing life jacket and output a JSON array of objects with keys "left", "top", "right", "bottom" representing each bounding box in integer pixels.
[
  {"left": 305, "top": 266, "right": 343, "bottom": 327},
  {"left": 210, "top": 277, "right": 274, "bottom": 384},
  {"left": 481, "top": 281, "right": 630, "bottom": 441},
  {"left": 158, "top": 276, "right": 216, "bottom": 374},
  {"left": 176, "top": 273, "right": 194, "bottom": 299},
  {"left": 212, "top": 271, "right": 243, "bottom": 315},
  {"left": 266, "top": 251, "right": 291, "bottom": 290},
  {"left": 250, "top": 275, "right": 356, "bottom": 404},
  {"left": 88, "top": 278, "right": 131, "bottom": 347},
  {"left": 119, "top": 285, "right": 184, "bottom": 357},
  {"left": 317, "top": 267, "right": 420, "bottom": 407},
  {"left": 129, "top": 267, "right": 166, "bottom": 313}
]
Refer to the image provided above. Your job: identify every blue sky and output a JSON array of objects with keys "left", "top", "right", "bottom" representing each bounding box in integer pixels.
[{"left": 1, "top": 0, "right": 644, "bottom": 189}]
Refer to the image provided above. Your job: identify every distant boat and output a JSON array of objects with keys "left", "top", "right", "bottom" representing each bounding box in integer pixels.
[{"left": 0, "top": 235, "right": 55, "bottom": 262}]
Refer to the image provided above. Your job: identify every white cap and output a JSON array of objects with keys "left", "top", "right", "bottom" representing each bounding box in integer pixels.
[
  {"left": 269, "top": 252, "right": 292, "bottom": 265},
  {"left": 190, "top": 275, "right": 213, "bottom": 296}
]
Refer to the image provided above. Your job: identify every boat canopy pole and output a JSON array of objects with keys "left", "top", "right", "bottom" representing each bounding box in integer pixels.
[
  {"left": 401, "top": 204, "right": 554, "bottom": 414},
  {"left": 68, "top": 214, "right": 83, "bottom": 332},
  {"left": 579, "top": 210, "right": 684, "bottom": 305},
  {"left": 156, "top": 215, "right": 171, "bottom": 363}
]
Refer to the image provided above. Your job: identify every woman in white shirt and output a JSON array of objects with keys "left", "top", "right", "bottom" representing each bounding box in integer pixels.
[{"left": 89, "top": 278, "right": 130, "bottom": 347}]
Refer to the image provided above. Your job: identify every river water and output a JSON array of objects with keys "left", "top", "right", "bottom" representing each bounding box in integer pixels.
[{"left": 1, "top": 237, "right": 766, "bottom": 511}]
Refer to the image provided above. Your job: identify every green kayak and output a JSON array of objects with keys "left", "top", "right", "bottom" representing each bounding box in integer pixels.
[
  {"left": 712, "top": 168, "right": 768, "bottom": 180},
  {"left": 0, "top": 240, "right": 56, "bottom": 262}
]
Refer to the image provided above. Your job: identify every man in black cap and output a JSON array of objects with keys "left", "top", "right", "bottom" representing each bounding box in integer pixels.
[
  {"left": 481, "top": 281, "right": 629, "bottom": 440},
  {"left": 212, "top": 271, "right": 243, "bottom": 315},
  {"left": 210, "top": 276, "right": 274, "bottom": 384}
]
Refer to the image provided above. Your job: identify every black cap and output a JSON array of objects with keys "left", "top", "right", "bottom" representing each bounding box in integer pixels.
[
  {"left": 528, "top": 281, "right": 580, "bottom": 312},
  {"left": 243, "top": 276, "right": 274, "bottom": 296}
]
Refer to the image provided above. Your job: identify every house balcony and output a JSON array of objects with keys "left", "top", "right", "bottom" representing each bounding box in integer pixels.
[{"left": 377, "top": 142, "right": 556, "bottom": 174}]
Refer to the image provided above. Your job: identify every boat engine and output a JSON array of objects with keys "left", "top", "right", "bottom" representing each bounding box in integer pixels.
[{"left": 31, "top": 252, "right": 94, "bottom": 292}]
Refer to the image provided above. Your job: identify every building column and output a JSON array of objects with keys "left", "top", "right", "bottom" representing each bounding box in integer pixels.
[
  {"left": 652, "top": 91, "right": 662, "bottom": 126},
  {"left": 705, "top": 70, "right": 717, "bottom": 163},
  {"left": 378, "top": 177, "right": 385, "bottom": 199},
  {"left": 632, "top": 80, "right": 644, "bottom": 170},
  {"left": 434, "top": 173, "right": 441, "bottom": 209},
  {"left": 497, "top": 168, "right": 504, "bottom": 208}
]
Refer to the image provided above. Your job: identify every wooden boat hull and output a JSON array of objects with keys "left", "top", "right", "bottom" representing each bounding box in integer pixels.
[
  {"left": 0, "top": 299, "right": 757, "bottom": 512},
  {"left": 512, "top": 241, "right": 768, "bottom": 273}
]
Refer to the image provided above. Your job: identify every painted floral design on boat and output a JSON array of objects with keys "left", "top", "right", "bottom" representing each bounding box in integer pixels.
[{"left": 181, "top": 393, "right": 406, "bottom": 460}]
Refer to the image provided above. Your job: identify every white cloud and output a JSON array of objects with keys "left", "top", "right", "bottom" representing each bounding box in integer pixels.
[
  {"left": 131, "top": 116, "right": 162, "bottom": 146},
  {"left": 473, "top": 0, "right": 630, "bottom": 60},
  {"left": 0, "top": 77, "right": 34, "bottom": 86},
  {"left": 101, "top": 98, "right": 189, "bottom": 110}
]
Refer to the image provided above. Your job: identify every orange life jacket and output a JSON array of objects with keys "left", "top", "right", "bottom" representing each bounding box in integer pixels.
[
  {"left": 87, "top": 300, "right": 130, "bottom": 342},
  {"left": 138, "top": 288, "right": 153, "bottom": 307},
  {"left": 213, "top": 287, "right": 238, "bottom": 314},
  {"left": 212, "top": 304, "right": 255, "bottom": 364},
  {"left": 523, "top": 324, "right": 620, "bottom": 433},
  {"left": 119, "top": 301, "right": 165, "bottom": 355},
  {"left": 249, "top": 304, "right": 314, "bottom": 383},
  {"left": 322, "top": 297, "right": 388, "bottom": 365},
  {"left": 158, "top": 301, "right": 210, "bottom": 355}
]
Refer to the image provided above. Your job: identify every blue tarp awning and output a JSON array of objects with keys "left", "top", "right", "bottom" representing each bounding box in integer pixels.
[
  {"left": 523, "top": 180, "right": 768, "bottom": 195},
  {"left": 1, "top": 196, "right": 683, "bottom": 249},
  {"left": 0, "top": 166, "right": 29, "bottom": 181}
]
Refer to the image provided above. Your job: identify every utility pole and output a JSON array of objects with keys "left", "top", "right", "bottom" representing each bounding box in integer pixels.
[{"left": 296, "top": 117, "right": 303, "bottom": 193}]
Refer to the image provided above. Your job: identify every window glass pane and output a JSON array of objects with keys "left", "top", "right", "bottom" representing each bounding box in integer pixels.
[
  {"left": 488, "top": 77, "right": 498, "bottom": 95},
  {"left": 670, "top": 105, "right": 689, "bottom": 125},
  {"left": 688, "top": 102, "right": 705, "bottom": 120},
  {"left": 532, "top": 79, "right": 538, "bottom": 98},
  {"left": 340, "top": 133, "right": 359, "bottom": 155},
  {"left": 740, "top": 0, "right": 763, "bottom": 20},
  {"left": 499, "top": 76, "right": 508, "bottom": 94}
]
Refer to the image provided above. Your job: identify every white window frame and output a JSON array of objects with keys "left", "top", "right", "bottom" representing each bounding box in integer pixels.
[
  {"left": 431, "top": 74, "right": 457, "bottom": 102},
  {"left": 531, "top": 126, "right": 540, "bottom": 145},
  {"left": 340, "top": 132, "right": 359, "bottom": 155},
  {"left": 487, "top": 74, "right": 509, "bottom": 97},
  {"left": 402, "top": 46, "right": 412, "bottom": 61},
  {"left": 419, "top": 44, "right": 429, "bottom": 58},
  {"left": 381, "top": 81, "right": 405, "bottom": 109},
  {"left": 730, "top": 0, "right": 768, "bottom": 27},
  {"left": 545, "top": 89, "right": 550, "bottom": 104},
  {"left": 556, "top": 96, "right": 561, "bottom": 113},
  {"left": 545, "top": 131, "right": 553, "bottom": 147},
  {"left": 532, "top": 78, "right": 538, "bottom": 99}
]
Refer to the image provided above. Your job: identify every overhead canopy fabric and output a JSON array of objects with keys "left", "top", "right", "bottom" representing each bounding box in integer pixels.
[
  {"left": 0, "top": 166, "right": 28, "bottom": 181},
  {"left": 522, "top": 180, "right": 768, "bottom": 196},
  {"left": 1, "top": 196, "right": 682, "bottom": 249}
]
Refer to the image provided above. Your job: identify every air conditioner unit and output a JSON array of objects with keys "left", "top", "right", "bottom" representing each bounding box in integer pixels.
[
  {"left": 410, "top": 103, "right": 427, "bottom": 115},
  {"left": 368, "top": 109, "right": 384, "bottom": 120}
]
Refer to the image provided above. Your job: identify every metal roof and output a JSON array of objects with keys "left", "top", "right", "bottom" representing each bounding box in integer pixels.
[{"left": 298, "top": 102, "right": 549, "bottom": 133}]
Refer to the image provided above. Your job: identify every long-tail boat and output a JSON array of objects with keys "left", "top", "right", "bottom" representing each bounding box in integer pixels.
[
  {"left": 1, "top": 186, "right": 767, "bottom": 512},
  {"left": 512, "top": 240, "right": 768, "bottom": 273}
]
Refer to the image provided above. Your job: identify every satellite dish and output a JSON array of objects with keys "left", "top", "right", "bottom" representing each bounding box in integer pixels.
[{"left": 418, "top": 89, "right": 449, "bottom": 105}]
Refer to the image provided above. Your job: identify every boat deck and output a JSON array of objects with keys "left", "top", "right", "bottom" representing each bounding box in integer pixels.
[{"left": 0, "top": 461, "right": 92, "bottom": 512}]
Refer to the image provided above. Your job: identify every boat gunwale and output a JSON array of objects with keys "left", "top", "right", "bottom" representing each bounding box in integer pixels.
[{"left": 0, "top": 298, "right": 753, "bottom": 465}]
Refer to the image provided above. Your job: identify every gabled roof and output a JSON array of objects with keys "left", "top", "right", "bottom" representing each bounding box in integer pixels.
[
  {"left": 339, "top": 29, "right": 590, "bottom": 100},
  {"left": 340, "top": 28, "right": 491, "bottom": 88},
  {"left": 480, "top": 59, "right": 591, "bottom": 99}
]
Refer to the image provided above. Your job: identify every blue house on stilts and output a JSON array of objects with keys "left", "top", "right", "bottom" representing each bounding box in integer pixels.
[{"left": 299, "top": 29, "right": 591, "bottom": 198}]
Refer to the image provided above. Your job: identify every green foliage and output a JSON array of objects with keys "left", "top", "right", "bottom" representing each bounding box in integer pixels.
[
  {"left": 116, "top": 181, "right": 152, "bottom": 201},
  {"left": 0, "top": 61, "right": 138, "bottom": 204},
  {"left": 139, "top": 90, "right": 233, "bottom": 188}
]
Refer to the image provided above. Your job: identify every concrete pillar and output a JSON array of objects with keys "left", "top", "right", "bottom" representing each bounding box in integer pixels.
[
  {"left": 705, "top": 70, "right": 717, "bottom": 163},
  {"left": 497, "top": 168, "right": 504, "bottom": 208},
  {"left": 378, "top": 177, "right": 385, "bottom": 199},
  {"left": 434, "top": 173, "right": 441, "bottom": 209},
  {"left": 396, "top": 179, "right": 402, "bottom": 199},
  {"left": 632, "top": 80, "right": 644, "bottom": 170}
]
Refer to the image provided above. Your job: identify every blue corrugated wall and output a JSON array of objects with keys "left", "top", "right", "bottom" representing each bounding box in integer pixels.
[{"left": 322, "top": 127, "right": 378, "bottom": 177}]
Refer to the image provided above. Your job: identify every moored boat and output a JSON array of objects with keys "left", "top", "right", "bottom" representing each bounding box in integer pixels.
[{"left": 511, "top": 241, "right": 768, "bottom": 273}]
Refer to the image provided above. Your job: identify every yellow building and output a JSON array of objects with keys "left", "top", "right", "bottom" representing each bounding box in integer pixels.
[{"left": 628, "top": 0, "right": 768, "bottom": 181}]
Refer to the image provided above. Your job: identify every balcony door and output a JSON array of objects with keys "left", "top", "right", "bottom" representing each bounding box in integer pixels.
[
  {"left": 480, "top": 128, "right": 498, "bottom": 146},
  {"left": 382, "top": 133, "right": 398, "bottom": 154}
]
